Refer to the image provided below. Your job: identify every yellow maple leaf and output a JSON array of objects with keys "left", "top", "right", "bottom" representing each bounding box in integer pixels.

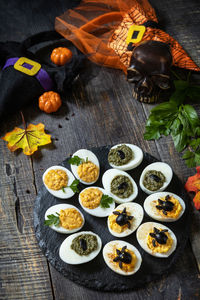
[{"left": 2, "top": 123, "right": 52, "bottom": 155}]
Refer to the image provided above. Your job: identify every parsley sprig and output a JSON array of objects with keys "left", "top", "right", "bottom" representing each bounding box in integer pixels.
[
  {"left": 100, "top": 194, "right": 114, "bottom": 208},
  {"left": 62, "top": 179, "right": 80, "bottom": 193},
  {"left": 68, "top": 156, "right": 88, "bottom": 166},
  {"left": 144, "top": 72, "right": 200, "bottom": 167},
  {"left": 44, "top": 213, "right": 60, "bottom": 227}
]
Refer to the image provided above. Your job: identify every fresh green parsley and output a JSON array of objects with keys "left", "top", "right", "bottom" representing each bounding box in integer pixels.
[
  {"left": 100, "top": 194, "right": 114, "bottom": 208},
  {"left": 69, "top": 179, "right": 80, "bottom": 193},
  {"left": 62, "top": 179, "right": 80, "bottom": 193},
  {"left": 68, "top": 156, "right": 88, "bottom": 166},
  {"left": 44, "top": 212, "right": 60, "bottom": 227},
  {"left": 144, "top": 73, "right": 200, "bottom": 168}
]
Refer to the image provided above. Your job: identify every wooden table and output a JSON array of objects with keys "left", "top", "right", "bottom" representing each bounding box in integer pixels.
[{"left": 0, "top": 0, "right": 200, "bottom": 299}]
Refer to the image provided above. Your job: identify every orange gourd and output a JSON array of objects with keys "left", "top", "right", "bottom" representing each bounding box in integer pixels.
[
  {"left": 50, "top": 47, "right": 72, "bottom": 65},
  {"left": 39, "top": 91, "right": 62, "bottom": 113}
]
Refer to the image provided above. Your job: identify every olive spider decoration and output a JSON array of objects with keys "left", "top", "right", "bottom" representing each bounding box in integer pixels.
[
  {"left": 113, "top": 246, "right": 132, "bottom": 269},
  {"left": 156, "top": 195, "right": 174, "bottom": 216},
  {"left": 113, "top": 207, "right": 133, "bottom": 228},
  {"left": 149, "top": 227, "right": 168, "bottom": 247}
]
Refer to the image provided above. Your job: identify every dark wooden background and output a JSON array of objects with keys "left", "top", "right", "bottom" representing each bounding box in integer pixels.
[{"left": 0, "top": 0, "right": 200, "bottom": 299}]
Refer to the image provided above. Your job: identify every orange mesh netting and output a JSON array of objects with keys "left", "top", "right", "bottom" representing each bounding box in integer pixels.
[{"left": 55, "top": 0, "right": 200, "bottom": 73}]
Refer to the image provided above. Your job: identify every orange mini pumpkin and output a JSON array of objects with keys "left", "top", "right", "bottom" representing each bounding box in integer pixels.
[
  {"left": 50, "top": 47, "right": 72, "bottom": 65},
  {"left": 39, "top": 91, "right": 62, "bottom": 113}
]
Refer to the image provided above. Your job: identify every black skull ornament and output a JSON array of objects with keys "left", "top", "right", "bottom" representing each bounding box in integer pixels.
[{"left": 127, "top": 40, "right": 172, "bottom": 103}]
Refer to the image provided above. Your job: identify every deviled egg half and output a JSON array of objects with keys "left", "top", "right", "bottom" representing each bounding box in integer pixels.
[
  {"left": 107, "top": 202, "right": 143, "bottom": 237},
  {"left": 136, "top": 222, "right": 177, "bottom": 258},
  {"left": 103, "top": 240, "right": 142, "bottom": 276},
  {"left": 69, "top": 149, "right": 100, "bottom": 185},
  {"left": 44, "top": 204, "right": 85, "bottom": 234},
  {"left": 59, "top": 231, "right": 102, "bottom": 264},
  {"left": 102, "top": 169, "right": 138, "bottom": 203},
  {"left": 79, "top": 186, "right": 115, "bottom": 217},
  {"left": 139, "top": 162, "right": 173, "bottom": 194},
  {"left": 43, "top": 166, "right": 77, "bottom": 199},
  {"left": 144, "top": 192, "right": 185, "bottom": 222},
  {"left": 108, "top": 143, "right": 143, "bottom": 171}
]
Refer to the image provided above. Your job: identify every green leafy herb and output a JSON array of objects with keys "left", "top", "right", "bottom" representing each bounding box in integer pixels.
[
  {"left": 68, "top": 179, "right": 79, "bottom": 193},
  {"left": 100, "top": 194, "right": 114, "bottom": 208},
  {"left": 144, "top": 73, "right": 200, "bottom": 168},
  {"left": 44, "top": 213, "right": 60, "bottom": 227},
  {"left": 68, "top": 155, "right": 85, "bottom": 166},
  {"left": 62, "top": 180, "right": 79, "bottom": 193}
]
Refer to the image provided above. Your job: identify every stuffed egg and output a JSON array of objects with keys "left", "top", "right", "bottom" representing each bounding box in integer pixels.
[
  {"left": 144, "top": 192, "right": 185, "bottom": 222},
  {"left": 102, "top": 169, "right": 138, "bottom": 203},
  {"left": 139, "top": 162, "right": 173, "bottom": 194},
  {"left": 136, "top": 222, "right": 177, "bottom": 258},
  {"left": 103, "top": 240, "right": 142, "bottom": 275},
  {"left": 79, "top": 186, "right": 115, "bottom": 217},
  {"left": 43, "top": 166, "right": 76, "bottom": 199},
  {"left": 70, "top": 149, "right": 100, "bottom": 185},
  {"left": 108, "top": 202, "right": 143, "bottom": 237},
  {"left": 59, "top": 231, "right": 102, "bottom": 264},
  {"left": 44, "top": 204, "right": 84, "bottom": 234},
  {"left": 108, "top": 143, "right": 143, "bottom": 171}
]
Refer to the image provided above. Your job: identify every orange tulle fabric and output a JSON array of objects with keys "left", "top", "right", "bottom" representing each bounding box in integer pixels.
[{"left": 55, "top": 0, "right": 200, "bottom": 73}]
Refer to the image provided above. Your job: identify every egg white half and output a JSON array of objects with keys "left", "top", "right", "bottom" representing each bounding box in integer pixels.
[
  {"left": 70, "top": 149, "right": 100, "bottom": 185},
  {"left": 144, "top": 192, "right": 185, "bottom": 222},
  {"left": 136, "top": 222, "right": 177, "bottom": 258},
  {"left": 107, "top": 202, "right": 144, "bottom": 237},
  {"left": 59, "top": 231, "right": 102, "bottom": 264},
  {"left": 103, "top": 240, "right": 142, "bottom": 276},
  {"left": 108, "top": 144, "right": 143, "bottom": 171},
  {"left": 79, "top": 186, "right": 115, "bottom": 217},
  {"left": 139, "top": 162, "right": 173, "bottom": 194},
  {"left": 102, "top": 169, "right": 138, "bottom": 203},
  {"left": 43, "top": 166, "right": 76, "bottom": 199},
  {"left": 44, "top": 203, "right": 85, "bottom": 234}
]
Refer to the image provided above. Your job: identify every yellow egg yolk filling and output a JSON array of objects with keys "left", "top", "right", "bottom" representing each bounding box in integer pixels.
[
  {"left": 77, "top": 161, "right": 99, "bottom": 183},
  {"left": 147, "top": 230, "right": 173, "bottom": 253},
  {"left": 44, "top": 169, "right": 68, "bottom": 190},
  {"left": 108, "top": 210, "right": 133, "bottom": 233},
  {"left": 59, "top": 208, "right": 83, "bottom": 230},
  {"left": 111, "top": 248, "right": 136, "bottom": 272},
  {"left": 155, "top": 196, "right": 182, "bottom": 218},
  {"left": 80, "top": 188, "right": 103, "bottom": 209}
]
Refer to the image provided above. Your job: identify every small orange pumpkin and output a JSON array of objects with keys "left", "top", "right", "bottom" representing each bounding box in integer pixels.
[
  {"left": 50, "top": 47, "right": 72, "bottom": 66},
  {"left": 39, "top": 91, "right": 62, "bottom": 113}
]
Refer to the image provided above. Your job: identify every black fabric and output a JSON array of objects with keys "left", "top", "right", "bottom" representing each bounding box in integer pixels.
[
  {"left": 0, "top": 31, "right": 85, "bottom": 119},
  {"left": 34, "top": 146, "right": 191, "bottom": 291}
]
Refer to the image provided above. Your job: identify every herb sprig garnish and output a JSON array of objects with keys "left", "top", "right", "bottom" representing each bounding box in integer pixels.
[
  {"left": 62, "top": 179, "right": 79, "bottom": 193},
  {"left": 68, "top": 156, "right": 88, "bottom": 166},
  {"left": 144, "top": 73, "right": 200, "bottom": 168},
  {"left": 100, "top": 194, "right": 114, "bottom": 208},
  {"left": 44, "top": 213, "right": 60, "bottom": 227}
]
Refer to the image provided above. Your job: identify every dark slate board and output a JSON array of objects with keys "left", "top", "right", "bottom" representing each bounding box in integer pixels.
[{"left": 34, "top": 145, "right": 191, "bottom": 291}]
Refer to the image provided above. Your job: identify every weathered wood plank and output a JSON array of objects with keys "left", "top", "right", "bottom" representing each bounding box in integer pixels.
[{"left": 0, "top": 141, "right": 53, "bottom": 300}]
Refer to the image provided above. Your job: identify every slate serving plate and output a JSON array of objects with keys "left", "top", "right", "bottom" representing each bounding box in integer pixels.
[{"left": 34, "top": 145, "right": 191, "bottom": 291}]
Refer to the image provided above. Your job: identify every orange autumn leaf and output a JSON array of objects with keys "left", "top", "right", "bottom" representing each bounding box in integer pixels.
[
  {"left": 2, "top": 123, "right": 52, "bottom": 155},
  {"left": 193, "top": 191, "right": 200, "bottom": 210},
  {"left": 185, "top": 166, "right": 200, "bottom": 210}
]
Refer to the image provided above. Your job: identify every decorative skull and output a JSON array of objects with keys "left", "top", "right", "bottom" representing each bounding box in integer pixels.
[{"left": 127, "top": 40, "right": 172, "bottom": 103}]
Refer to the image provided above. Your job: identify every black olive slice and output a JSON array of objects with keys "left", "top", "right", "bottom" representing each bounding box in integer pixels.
[
  {"left": 118, "top": 182, "right": 128, "bottom": 190},
  {"left": 149, "top": 174, "right": 161, "bottom": 182},
  {"left": 80, "top": 238, "right": 87, "bottom": 251},
  {"left": 117, "top": 150, "right": 125, "bottom": 159}
]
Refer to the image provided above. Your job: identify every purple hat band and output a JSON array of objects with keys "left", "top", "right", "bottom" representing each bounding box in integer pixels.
[{"left": 2, "top": 57, "right": 53, "bottom": 91}]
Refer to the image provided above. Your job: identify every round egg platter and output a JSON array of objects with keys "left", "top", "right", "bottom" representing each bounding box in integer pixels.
[{"left": 34, "top": 145, "right": 191, "bottom": 292}]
